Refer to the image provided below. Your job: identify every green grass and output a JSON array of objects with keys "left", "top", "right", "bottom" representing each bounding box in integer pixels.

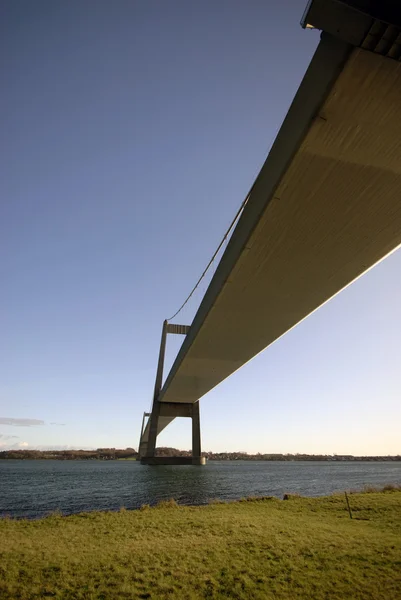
[{"left": 0, "top": 490, "right": 400, "bottom": 599}]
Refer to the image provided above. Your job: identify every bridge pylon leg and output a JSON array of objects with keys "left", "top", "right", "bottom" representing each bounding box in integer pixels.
[
  {"left": 192, "top": 401, "right": 202, "bottom": 464},
  {"left": 139, "top": 320, "right": 205, "bottom": 465},
  {"left": 140, "top": 400, "right": 205, "bottom": 465},
  {"left": 145, "top": 401, "right": 161, "bottom": 458}
]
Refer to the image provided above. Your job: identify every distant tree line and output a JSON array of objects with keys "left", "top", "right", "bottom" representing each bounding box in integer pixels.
[
  {"left": 0, "top": 448, "right": 137, "bottom": 460},
  {"left": 155, "top": 448, "right": 401, "bottom": 462},
  {"left": 1, "top": 447, "right": 400, "bottom": 461}
]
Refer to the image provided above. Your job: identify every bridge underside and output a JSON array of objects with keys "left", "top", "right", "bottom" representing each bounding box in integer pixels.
[{"left": 139, "top": 3, "right": 401, "bottom": 461}]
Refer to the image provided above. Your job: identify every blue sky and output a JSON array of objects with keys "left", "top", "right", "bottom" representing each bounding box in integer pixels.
[{"left": 1, "top": 0, "right": 400, "bottom": 455}]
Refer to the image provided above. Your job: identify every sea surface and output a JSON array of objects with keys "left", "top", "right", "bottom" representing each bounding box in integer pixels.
[{"left": 0, "top": 459, "right": 400, "bottom": 519}]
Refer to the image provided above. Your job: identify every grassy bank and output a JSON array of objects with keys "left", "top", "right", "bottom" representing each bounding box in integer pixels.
[{"left": 1, "top": 490, "right": 400, "bottom": 599}]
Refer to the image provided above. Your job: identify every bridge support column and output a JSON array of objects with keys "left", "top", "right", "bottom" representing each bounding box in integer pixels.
[
  {"left": 145, "top": 401, "right": 161, "bottom": 458},
  {"left": 143, "top": 320, "right": 168, "bottom": 460},
  {"left": 192, "top": 400, "right": 201, "bottom": 459},
  {"left": 139, "top": 320, "right": 206, "bottom": 465},
  {"left": 140, "top": 401, "right": 205, "bottom": 465}
]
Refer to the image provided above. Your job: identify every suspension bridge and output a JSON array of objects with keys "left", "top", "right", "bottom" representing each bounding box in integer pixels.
[{"left": 139, "top": 0, "right": 401, "bottom": 465}]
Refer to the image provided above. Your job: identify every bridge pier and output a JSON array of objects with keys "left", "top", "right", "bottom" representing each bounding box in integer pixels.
[
  {"left": 139, "top": 320, "right": 205, "bottom": 465},
  {"left": 192, "top": 401, "right": 201, "bottom": 459},
  {"left": 141, "top": 456, "right": 206, "bottom": 466},
  {"left": 140, "top": 400, "right": 205, "bottom": 465}
]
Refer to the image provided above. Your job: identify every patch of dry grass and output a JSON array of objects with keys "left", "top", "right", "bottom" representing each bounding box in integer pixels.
[{"left": 0, "top": 491, "right": 400, "bottom": 599}]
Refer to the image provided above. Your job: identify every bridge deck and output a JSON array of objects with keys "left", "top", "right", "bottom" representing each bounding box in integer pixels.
[
  {"left": 158, "top": 41, "right": 401, "bottom": 408},
  {"left": 140, "top": 23, "right": 401, "bottom": 450}
]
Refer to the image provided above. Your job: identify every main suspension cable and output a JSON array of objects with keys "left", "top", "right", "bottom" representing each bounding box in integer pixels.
[{"left": 166, "top": 192, "right": 250, "bottom": 322}]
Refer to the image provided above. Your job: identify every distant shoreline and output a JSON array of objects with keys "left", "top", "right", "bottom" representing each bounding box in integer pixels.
[{"left": 1, "top": 448, "right": 400, "bottom": 461}]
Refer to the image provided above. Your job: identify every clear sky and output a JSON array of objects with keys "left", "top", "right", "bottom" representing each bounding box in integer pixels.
[{"left": 1, "top": 0, "right": 400, "bottom": 456}]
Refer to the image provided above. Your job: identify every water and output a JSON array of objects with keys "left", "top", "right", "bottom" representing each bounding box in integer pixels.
[{"left": 0, "top": 460, "right": 400, "bottom": 519}]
